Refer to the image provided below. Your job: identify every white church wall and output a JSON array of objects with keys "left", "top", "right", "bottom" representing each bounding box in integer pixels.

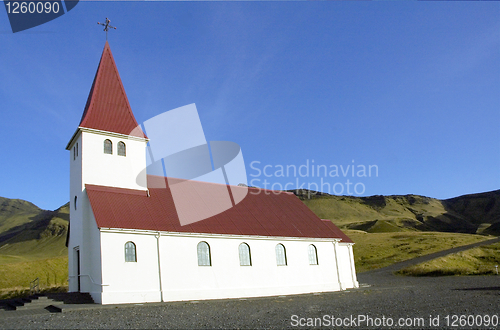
[
  {"left": 81, "top": 130, "right": 148, "bottom": 191},
  {"left": 96, "top": 230, "right": 347, "bottom": 304},
  {"left": 68, "top": 133, "right": 83, "bottom": 292},
  {"left": 77, "top": 192, "right": 104, "bottom": 303},
  {"left": 68, "top": 129, "right": 148, "bottom": 294},
  {"left": 159, "top": 235, "right": 341, "bottom": 302},
  {"left": 348, "top": 244, "right": 359, "bottom": 288},
  {"left": 100, "top": 231, "right": 162, "bottom": 304},
  {"left": 336, "top": 243, "right": 359, "bottom": 290},
  {"left": 161, "top": 236, "right": 340, "bottom": 301}
]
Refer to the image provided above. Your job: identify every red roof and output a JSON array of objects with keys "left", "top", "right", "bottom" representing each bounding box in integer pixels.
[
  {"left": 79, "top": 42, "right": 146, "bottom": 138},
  {"left": 85, "top": 177, "right": 353, "bottom": 242}
]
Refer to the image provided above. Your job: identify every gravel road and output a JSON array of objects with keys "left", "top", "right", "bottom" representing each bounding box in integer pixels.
[{"left": 0, "top": 271, "right": 499, "bottom": 329}]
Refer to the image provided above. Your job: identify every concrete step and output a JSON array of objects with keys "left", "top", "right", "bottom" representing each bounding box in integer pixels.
[
  {"left": 0, "top": 292, "right": 95, "bottom": 313},
  {"left": 45, "top": 305, "right": 62, "bottom": 313},
  {"left": 0, "top": 303, "right": 16, "bottom": 311},
  {"left": 4, "top": 298, "right": 26, "bottom": 310},
  {"left": 46, "top": 292, "right": 95, "bottom": 304},
  {"left": 14, "top": 299, "right": 58, "bottom": 311}
]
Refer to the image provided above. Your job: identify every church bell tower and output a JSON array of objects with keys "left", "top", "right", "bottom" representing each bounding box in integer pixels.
[{"left": 65, "top": 42, "right": 148, "bottom": 292}]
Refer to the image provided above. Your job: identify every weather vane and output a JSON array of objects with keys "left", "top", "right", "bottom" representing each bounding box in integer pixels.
[{"left": 97, "top": 17, "right": 116, "bottom": 41}]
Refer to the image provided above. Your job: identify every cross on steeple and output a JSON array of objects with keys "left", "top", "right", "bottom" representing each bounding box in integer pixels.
[{"left": 97, "top": 18, "right": 116, "bottom": 40}]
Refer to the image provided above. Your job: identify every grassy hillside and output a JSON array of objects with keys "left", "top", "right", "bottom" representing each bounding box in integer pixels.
[
  {"left": 346, "top": 230, "right": 492, "bottom": 272},
  {"left": 296, "top": 189, "right": 499, "bottom": 273},
  {"left": 0, "top": 203, "right": 69, "bottom": 264},
  {"left": 398, "top": 242, "right": 500, "bottom": 276},
  {"left": 0, "top": 197, "right": 42, "bottom": 236},
  {"left": 0, "top": 200, "right": 69, "bottom": 296},
  {"left": 298, "top": 189, "right": 500, "bottom": 235}
]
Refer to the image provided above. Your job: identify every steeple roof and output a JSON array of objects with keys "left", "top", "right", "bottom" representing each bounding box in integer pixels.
[{"left": 79, "top": 42, "right": 146, "bottom": 138}]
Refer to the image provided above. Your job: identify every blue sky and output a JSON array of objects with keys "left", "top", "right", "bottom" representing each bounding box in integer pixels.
[{"left": 1, "top": 1, "right": 499, "bottom": 211}]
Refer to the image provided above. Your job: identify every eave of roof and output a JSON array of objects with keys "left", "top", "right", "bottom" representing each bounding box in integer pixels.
[
  {"left": 65, "top": 126, "right": 149, "bottom": 150},
  {"left": 99, "top": 227, "right": 342, "bottom": 242}
]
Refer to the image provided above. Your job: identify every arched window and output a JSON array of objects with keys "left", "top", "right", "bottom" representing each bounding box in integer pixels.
[
  {"left": 125, "top": 242, "right": 136, "bottom": 262},
  {"left": 104, "top": 139, "right": 112, "bottom": 154},
  {"left": 275, "top": 244, "right": 287, "bottom": 266},
  {"left": 197, "top": 241, "right": 211, "bottom": 266},
  {"left": 74, "top": 196, "right": 77, "bottom": 210},
  {"left": 117, "top": 141, "right": 126, "bottom": 156},
  {"left": 308, "top": 244, "right": 318, "bottom": 265},
  {"left": 239, "top": 243, "right": 251, "bottom": 266}
]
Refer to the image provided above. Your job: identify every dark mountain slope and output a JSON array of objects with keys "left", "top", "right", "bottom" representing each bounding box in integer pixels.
[{"left": 443, "top": 190, "right": 500, "bottom": 235}]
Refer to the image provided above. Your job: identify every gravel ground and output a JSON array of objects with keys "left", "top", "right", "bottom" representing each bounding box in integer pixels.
[{"left": 0, "top": 273, "right": 499, "bottom": 329}]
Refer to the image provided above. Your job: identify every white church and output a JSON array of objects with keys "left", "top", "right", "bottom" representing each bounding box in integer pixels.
[{"left": 65, "top": 42, "right": 358, "bottom": 305}]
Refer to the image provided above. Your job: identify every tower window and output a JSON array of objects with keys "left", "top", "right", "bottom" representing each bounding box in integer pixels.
[
  {"left": 275, "top": 244, "right": 287, "bottom": 266},
  {"left": 239, "top": 243, "right": 251, "bottom": 266},
  {"left": 197, "top": 241, "right": 211, "bottom": 266},
  {"left": 74, "top": 196, "right": 77, "bottom": 210},
  {"left": 117, "top": 141, "right": 126, "bottom": 156},
  {"left": 104, "top": 139, "right": 112, "bottom": 154},
  {"left": 125, "top": 242, "right": 137, "bottom": 262},
  {"left": 308, "top": 244, "right": 318, "bottom": 265},
  {"left": 73, "top": 143, "right": 79, "bottom": 160}
]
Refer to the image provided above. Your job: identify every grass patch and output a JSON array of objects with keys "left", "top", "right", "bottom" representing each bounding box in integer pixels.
[
  {"left": 346, "top": 230, "right": 493, "bottom": 272},
  {"left": 397, "top": 242, "right": 500, "bottom": 276},
  {"left": 0, "top": 255, "right": 68, "bottom": 293}
]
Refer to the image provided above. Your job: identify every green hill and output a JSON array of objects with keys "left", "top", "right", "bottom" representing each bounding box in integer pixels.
[
  {"left": 0, "top": 202, "right": 68, "bottom": 264},
  {"left": 0, "top": 197, "right": 42, "bottom": 235},
  {"left": 296, "top": 189, "right": 500, "bottom": 235},
  {"left": 0, "top": 200, "right": 69, "bottom": 297}
]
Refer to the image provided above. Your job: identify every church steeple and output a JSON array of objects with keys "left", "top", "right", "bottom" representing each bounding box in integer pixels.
[
  {"left": 66, "top": 41, "right": 149, "bottom": 296},
  {"left": 66, "top": 41, "right": 148, "bottom": 194},
  {"left": 79, "top": 41, "right": 145, "bottom": 138}
]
